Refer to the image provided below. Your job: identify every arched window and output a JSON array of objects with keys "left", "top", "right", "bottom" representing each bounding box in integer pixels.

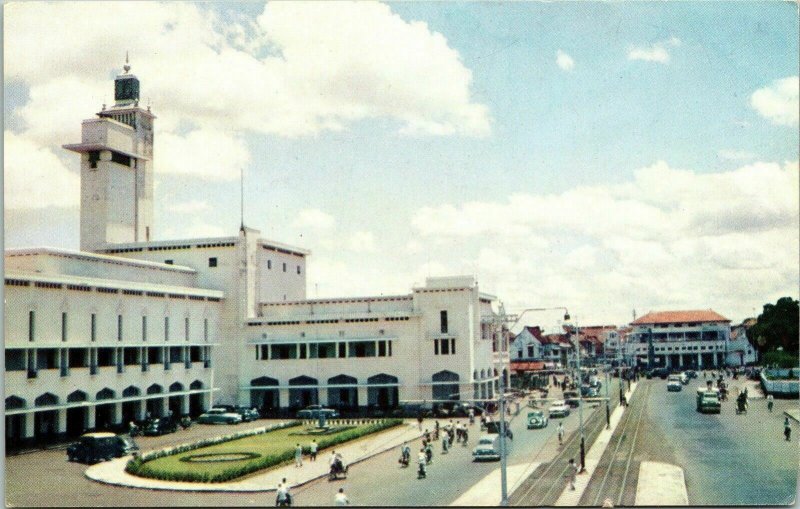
[
  {"left": 35, "top": 393, "right": 58, "bottom": 406},
  {"left": 96, "top": 388, "right": 115, "bottom": 400},
  {"left": 432, "top": 370, "right": 460, "bottom": 401},
  {"left": 169, "top": 382, "right": 184, "bottom": 392},
  {"left": 5, "top": 395, "right": 26, "bottom": 410},
  {"left": 147, "top": 384, "right": 163, "bottom": 395},
  {"left": 122, "top": 386, "right": 140, "bottom": 397},
  {"left": 67, "top": 390, "right": 87, "bottom": 403}
]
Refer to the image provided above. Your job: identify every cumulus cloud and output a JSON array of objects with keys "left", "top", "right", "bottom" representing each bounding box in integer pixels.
[
  {"left": 627, "top": 36, "right": 681, "bottom": 64},
  {"left": 292, "top": 209, "right": 336, "bottom": 231},
  {"left": 750, "top": 76, "right": 799, "bottom": 127},
  {"left": 156, "top": 129, "right": 250, "bottom": 181},
  {"left": 556, "top": 50, "right": 575, "bottom": 71},
  {"left": 410, "top": 160, "right": 799, "bottom": 323},
  {"left": 4, "top": 131, "right": 80, "bottom": 210}
]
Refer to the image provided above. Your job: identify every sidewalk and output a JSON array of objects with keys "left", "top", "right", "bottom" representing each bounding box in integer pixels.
[
  {"left": 86, "top": 419, "right": 426, "bottom": 492},
  {"left": 554, "top": 381, "right": 639, "bottom": 506}
]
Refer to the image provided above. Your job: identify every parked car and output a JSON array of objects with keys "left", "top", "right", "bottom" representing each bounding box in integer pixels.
[
  {"left": 67, "top": 432, "right": 139, "bottom": 464},
  {"left": 143, "top": 417, "right": 178, "bottom": 436},
  {"left": 679, "top": 372, "right": 689, "bottom": 385},
  {"left": 235, "top": 407, "right": 260, "bottom": 422},
  {"left": 197, "top": 408, "right": 242, "bottom": 425},
  {"left": 527, "top": 410, "right": 548, "bottom": 429},
  {"left": 684, "top": 370, "right": 698, "bottom": 379},
  {"left": 472, "top": 434, "right": 508, "bottom": 461},
  {"left": 296, "top": 405, "right": 339, "bottom": 419},
  {"left": 449, "top": 402, "right": 485, "bottom": 417},
  {"left": 211, "top": 404, "right": 237, "bottom": 413},
  {"left": 485, "top": 421, "right": 514, "bottom": 439},
  {"left": 548, "top": 400, "right": 571, "bottom": 418}
]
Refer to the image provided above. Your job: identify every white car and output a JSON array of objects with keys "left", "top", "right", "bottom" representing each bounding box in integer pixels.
[
  {"left": 548, "top": 400, "right": 570, "bottom": 418},
  {"left": 667, "top": 376, "right": 683, "bottom": 392}
]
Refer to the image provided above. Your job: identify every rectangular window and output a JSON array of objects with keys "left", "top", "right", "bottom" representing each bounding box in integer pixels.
[
  {"left": 451, "top": 338, "right": 456, "bottom": 355},
  {"left": 204, "top": 319, "right": 208, "bottom": 342},
  {"left": 441, "top": 338, "right": 450, "bottom": 355},
  {"left": 164, "top": 317, "right": 169, "bottom": 341},
  {"left": 299, "top": 344, "right": 307, "bottom": 359},
  {"left": 378, "top": 341, "right": 386, "bottom": 357},
  {"left": 61, "top": 312, "right": 67, "bottom": 342},
  {"left": 434, "top": 339, "right": 439, "bottom": 355},
  {"left": 440, "top": 311, "right": 448, "bottom": 334},
  {"left": 117, "top": 315, "right": 123, "bottom": 341},
  {"left": 297, "top": 265, "right": 301, "bottom": 275},
  {"left": 28, "top": 311, "right": 35, "bottom": 342},
  {"left": 164, "top": 259, "right": 173, "bottom": 265},
  {"left": 185, "top": 317, "right": 190, "bottom": 341},
  {"left": 282, "top": 262, "right": 287, "bottom": 272},
  {"left": 208, "top": 257, "right": 217, "bottom": 268},
  {"left": 388, "top": 341, "right": 392, "bottom": 357},
  {"left": 338, "top": 343, "right": 346, "bottom": 358},
  {"left": 267, "top": 260, "right": 272, "bottom": 270},
  {"left": 142, "top": 316, "right": 147, "bottom": 341},
  {"left": 527, "top": 345, "right": 534, "bottom": 357}
]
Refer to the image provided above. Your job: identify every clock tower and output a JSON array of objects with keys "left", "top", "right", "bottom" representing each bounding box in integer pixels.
[{"left": 63, "top": 56, "right": 156, "bottom": 252}]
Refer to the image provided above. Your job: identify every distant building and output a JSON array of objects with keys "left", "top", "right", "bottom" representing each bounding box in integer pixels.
[
  {"left": 511, "top": 326, "right": 544, "bottom": 361},
  {"left": 625, "top": 309, "right": 741, "bottom": 369}
]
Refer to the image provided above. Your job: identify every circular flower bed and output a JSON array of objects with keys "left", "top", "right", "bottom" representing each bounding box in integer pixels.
[{"left": 180, "top": 452, "right": 261, "bottom": 463}]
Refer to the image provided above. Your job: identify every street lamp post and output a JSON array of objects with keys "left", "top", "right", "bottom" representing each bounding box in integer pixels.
[
  {"left": 570, "top": 319, "right": 586, "bottom": 473},
  {"left": 494, "top": 305, "right": 570, "bottom": 506}
]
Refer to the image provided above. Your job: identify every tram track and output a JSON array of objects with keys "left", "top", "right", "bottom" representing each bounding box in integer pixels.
[
  {"left": 510, "top": 382, "right": 624, "bottom": 506},
  {"left": 580, "top": 382, "right": 651, "bottom": 507}
]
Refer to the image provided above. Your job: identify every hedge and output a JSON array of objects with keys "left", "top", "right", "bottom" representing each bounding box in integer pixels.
[{"left": 126, "top": 418, "right": 403, "bottom": 483}]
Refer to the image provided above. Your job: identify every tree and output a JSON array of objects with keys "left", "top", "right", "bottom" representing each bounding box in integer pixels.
[{"left": 747, "top": 297, "right": 799, "bottom": 355}]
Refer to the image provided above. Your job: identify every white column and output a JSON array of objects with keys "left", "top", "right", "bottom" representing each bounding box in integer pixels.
[
  {"left": 57, "top": 409, "right": 67, "bottom": 434},
  {"left": 86, "top": 405, "right": 96, "bottom": 430},
  {"left": 181, "top": 395, "right": 189, "bottom": 415},
  {"left": 679, "top": 354, "right": 684, "bottom": 368},
  {"left": 24, "top": 413, "right": 35, "bottom": 440},
  {"left": 113, "top": 402, "right": 123, "bottom": 425},
  {"left": 135, "top": 400, "right": 146, "bottom": 421},
  {"left": 357, "top": 386, "right": 368, "bottom": 409},
  {"left": 697, "top": 353, "right": 702, "bottom": 369},
  {"left": 279, "top": 388, "right": 290, "bottom": 410}
]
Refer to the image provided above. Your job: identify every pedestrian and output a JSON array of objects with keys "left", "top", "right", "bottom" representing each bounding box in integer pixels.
[
  {"left": 309, "top": 439, "right": 318, "bottom": 461},
  {"left": 330, "top": 450, "right": 337, "bottom": 469},
  {"left": 568, "top": 458, "right": 578, "bottom": 490},
  {"left": 417, "top": 414, "right": 423, "bottom": 431},
  {"left": 334, "top": 487, "right": 350, "bottom": 506},
  {"left": 557, "top": 422, "right": 565, "bottom": 445},
  {"left": 295, "top": 443, "right": 303, "bottom": 467},
  {"left": 276, "top": 479, "right": 290, "bottom": 507},
  {"left": 767, "top": 394, "right": 774, "bottom": 413},
  {"left": 784, "top": 418, "right": 791, "bottom": 442}
]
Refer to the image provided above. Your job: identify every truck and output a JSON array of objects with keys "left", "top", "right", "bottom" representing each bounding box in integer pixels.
[{"left": 696, "top": 386, "right": 721, "bottom": 413}]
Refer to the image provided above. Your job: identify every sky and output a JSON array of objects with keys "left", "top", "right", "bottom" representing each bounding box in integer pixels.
[{"left": 4, "top": 1, "right": 799, "bottom": 330}]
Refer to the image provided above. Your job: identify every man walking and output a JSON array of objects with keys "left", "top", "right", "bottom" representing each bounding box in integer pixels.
[
  {"left": 785, "top": 417, "right": 792, "bottom": 441},
  {"left": 568, "top": 458, "right": 578, "bottom": 490},
  {"left": 557, "top": 422, "right": 565, "bottom": 446},
  {"left": 334, "top": 488, "right": 350, "bottom": 506},
  {"left": 276, "top": 479, "right": 291, "bottom": 507},
  {"left": 295, "top": 443, "right": 303, "bottom": 467},
  {"left": 767, "top": 394, "right": 774, "bottom": 413},
  {"left": 309, "top": 439, "right": 318, "bottom": 461}
]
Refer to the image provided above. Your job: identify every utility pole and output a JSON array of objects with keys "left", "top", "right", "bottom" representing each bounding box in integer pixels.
[
  {"left": 497, "top": 307, "right": 509, "bottom": 506},
  {"left": 568, "top": 318, "right": 586, "bottom": 473}
]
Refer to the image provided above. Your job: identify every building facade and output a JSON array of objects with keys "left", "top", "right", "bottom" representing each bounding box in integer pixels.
[
  {"left": 5, "top": 63, "right": 507, "bottom": 446},
  {"left": 625, "top": 309, "right": 740, "bottom": 369}
]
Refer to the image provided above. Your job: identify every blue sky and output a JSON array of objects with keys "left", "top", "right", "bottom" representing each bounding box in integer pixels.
[{"left": 4, "top": 1, "right": 798, "bottom": 327}]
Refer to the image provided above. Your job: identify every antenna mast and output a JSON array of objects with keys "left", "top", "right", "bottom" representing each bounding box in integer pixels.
[{"left": 240, "top": 166, "right": 244, "bottom": 231}]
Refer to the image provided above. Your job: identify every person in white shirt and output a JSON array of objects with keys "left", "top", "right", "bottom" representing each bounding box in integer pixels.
[
  {"left": 309, "top": 440, "right": 318, "bottom": 461},
  {"left": 557, "top": 422, "right": 565, "bottom": 445},
  {"left": 334, "top": 488, "right": 349, "bottom": 506}
]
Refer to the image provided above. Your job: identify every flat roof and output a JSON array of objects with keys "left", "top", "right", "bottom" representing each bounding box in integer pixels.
[{"left": 5, "top": 247, "right": 195, "bottom": 273}]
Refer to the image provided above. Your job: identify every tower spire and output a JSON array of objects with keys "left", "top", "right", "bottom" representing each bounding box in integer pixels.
[{"left": 123, "top": 51, "right": 131, "bottom": 74}]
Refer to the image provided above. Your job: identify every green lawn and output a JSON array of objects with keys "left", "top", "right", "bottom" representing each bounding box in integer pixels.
[{"left": 132, "top": 420, "right": 401, "bottom": 482}]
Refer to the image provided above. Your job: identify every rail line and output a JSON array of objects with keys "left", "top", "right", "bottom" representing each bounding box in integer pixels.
[
  {"left": 582, "top": 382, "right": 651, "bottom": 507},
  {"left": 511, "top": 384, "right": 624, "bottom": 506}
]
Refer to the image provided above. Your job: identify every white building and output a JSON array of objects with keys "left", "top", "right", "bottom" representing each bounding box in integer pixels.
[
  {"left": 5, "top": 63, "right": 507, "bottom": 446},
  {"left": 511, "top": 326, "right": 543, "bottom": 361},
  {"left": 624, "top": 309, "right": 752, "bottom": 369}
]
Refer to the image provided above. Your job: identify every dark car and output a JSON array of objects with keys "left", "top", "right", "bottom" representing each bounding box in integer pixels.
[
  {"left": 67, "top": 432, "right": 139, "bottom": 464},
  {"left": 235, "top": 407, "right": 260, "bottom": 422},
  {"left": 563, "top": 391, "right": 580, "bottom": 408},
  {"left": 143, "top": 417, "right": 178, "bottom": 436},
  {"left": 296, "top": 405, "right": 339, "bottom": 419}
]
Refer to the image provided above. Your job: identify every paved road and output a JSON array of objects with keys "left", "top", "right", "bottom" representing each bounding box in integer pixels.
[{"left": 649, "top": 377, "right": 799, "bottom": 505}]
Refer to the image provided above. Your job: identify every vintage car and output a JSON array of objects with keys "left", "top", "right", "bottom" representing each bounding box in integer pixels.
[
  {"left": 472, "top": 435, "right": 506, "bottom": 461},
  {"left": 143, "top": 417, "right": 178, "bottom": 436},
  {"left": 296, "top": 405, "right": 339, "bottom": 419},
  {"left": 548, "top": 400, "right": 571, "bottom": 418},
  {"left": 197, "top": 408, "right": 242, "bottom": 425},
  {"left": 667, "top": 375, "right": 683, "bottom": 392},
  {"left": 527, "top": 410, "right": 548, "bottom": 429},
  {"left": 67, "top": 432, "right": 139, "bottom": 464},
  {"left": 235, "top": 407, "right": 261, "bottom": 422},
  {"left": 563, "top": 391, "right": 581, "bottom": 408}
]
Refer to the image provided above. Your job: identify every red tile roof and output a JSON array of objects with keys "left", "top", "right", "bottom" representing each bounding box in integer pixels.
[
  {"left": 511, "top": 361, "right": 546, "bottom": 372},
  {"left": 631, "top": 309, "right": 730, "bottom": 325}
]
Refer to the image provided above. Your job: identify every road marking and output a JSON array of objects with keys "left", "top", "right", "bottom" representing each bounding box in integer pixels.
[
  {"left": 635, "top": 461, "right": 688, "bottom": 506},
  {"left": 449, "top": 463, "right": 539, "bottom": 506}
]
